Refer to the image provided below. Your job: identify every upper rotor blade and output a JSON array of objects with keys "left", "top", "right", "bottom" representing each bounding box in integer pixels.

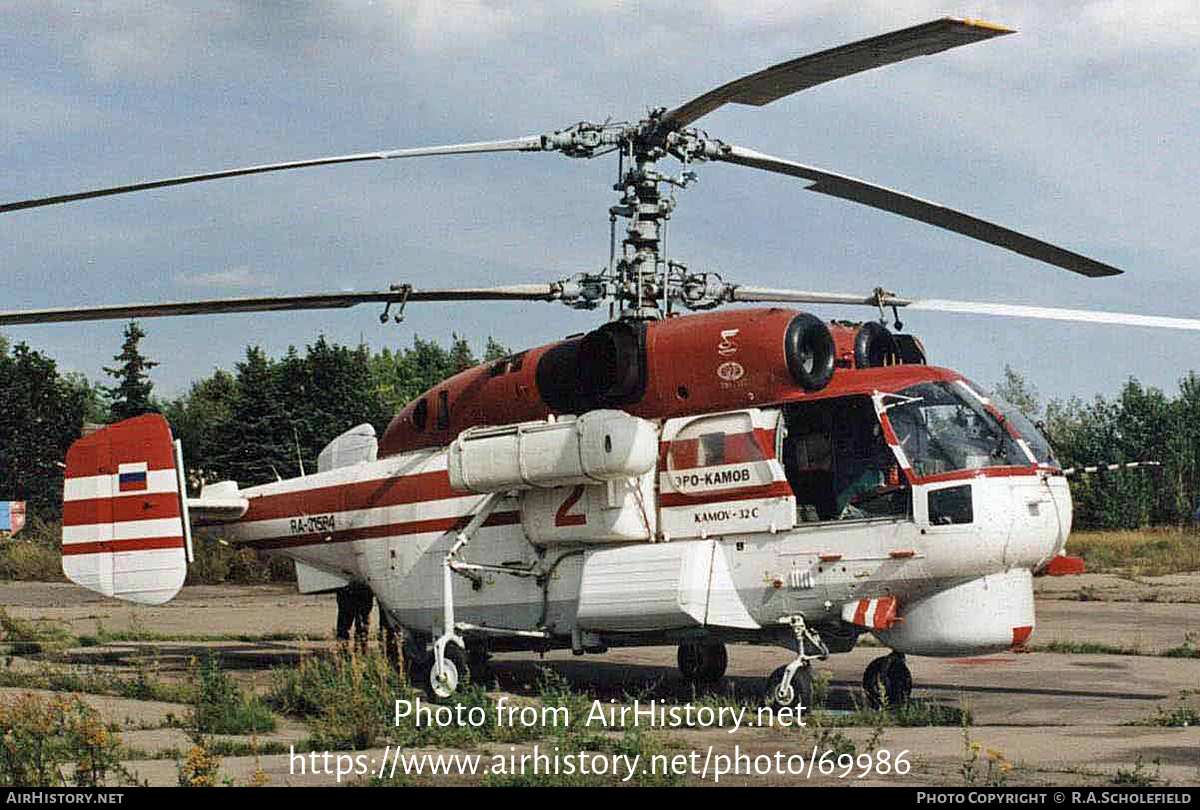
[
  {"left": 0, "top": 284, "right": 559, "bottom": 325},
  {"left": 715, "top": 145, "right": 1121, "bottom": 278},
  {"left": 660, "top": 17, "right": 1012, "bottom": 131},
  {"left": 905, "top": 299, "right": 1200, "bottom": 331},
  {"left": 0, "top": 137, "right": 544, "bottom": 214}
]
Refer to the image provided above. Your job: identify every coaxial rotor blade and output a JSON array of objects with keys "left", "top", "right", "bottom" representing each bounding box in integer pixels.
[
  {"left": 723, "top": 286, "right": 1200, "bottom": 331},
  {"left": 0, "top": 284, "right": 559, "bottom": 325},
  {"left": 904, "top": 299, "right": 1200, "bottom": 331},
  {"left": 726, "top": 287, "right": 907, "bottom": 306},
  {"left": 0, "top": 137, "right": 544, "bottom": 214},
  {"left": 660, "top": 17, "right": 1012, "bottom": 131},
  {"left": 713, "top": 145, "right": 1121, "bottom": 278}
]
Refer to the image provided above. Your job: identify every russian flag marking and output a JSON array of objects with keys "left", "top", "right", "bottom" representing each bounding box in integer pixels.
[{"left": 118, "top": 462, "right": 148, "bottom": 492}]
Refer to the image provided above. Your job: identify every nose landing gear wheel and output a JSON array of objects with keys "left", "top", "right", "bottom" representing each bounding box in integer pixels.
[
  {"left": 862, "top": 654, "right": 912, "bottom": 708},
  {"left": 677, "top": 640, "right": 728, "bottom": 683},
  {"left": 423, "top": 644, "right": 469, "bottom": 701},
  {"left": 766, "top": 664, "right": 813, "bottom": 712}
]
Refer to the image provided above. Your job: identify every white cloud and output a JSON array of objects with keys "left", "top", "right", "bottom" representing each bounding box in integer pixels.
[{"left": 177, "top": 265, "right": 275, "bottom": 290}]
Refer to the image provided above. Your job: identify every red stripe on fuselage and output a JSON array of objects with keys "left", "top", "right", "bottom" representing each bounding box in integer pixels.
[
  {"left": 658, "top": 481, "right": 793, "bottom": 509},
  {"left": 240, "top": 509, "right": 521, "bottom": 551},
  {"left": 240, "top": 469, "right": 462, "bottom": 523}
]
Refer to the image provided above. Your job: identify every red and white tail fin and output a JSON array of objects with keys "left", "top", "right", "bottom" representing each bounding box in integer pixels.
[{"left": 61, "top": 414, "right": 192, "bottom": 605}]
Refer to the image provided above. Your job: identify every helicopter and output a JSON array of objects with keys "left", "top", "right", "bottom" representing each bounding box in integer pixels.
[{"left": 5, "top": 17, "right": 1200, "bottom": 709}]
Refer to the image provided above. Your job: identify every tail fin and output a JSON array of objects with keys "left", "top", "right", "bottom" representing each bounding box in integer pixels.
[{"left": 61, "top": 414, "right": 190, "bottom": 605}]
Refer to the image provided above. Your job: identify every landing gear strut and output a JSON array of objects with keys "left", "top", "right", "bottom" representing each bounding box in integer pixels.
[
  {"left": 677, "top": 640, "right": 728, "bottom": 684},
  {"left": 767, "top": 663, "right": 813, "bottom": 711},
  {"left": 862, "top": 652, "right": 912, "bottom": 708},
  {"left": 765, "top": 615, "right": 828, "bottom": 711}
]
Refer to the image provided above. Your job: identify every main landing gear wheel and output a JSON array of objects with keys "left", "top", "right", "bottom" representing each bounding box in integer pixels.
[
  {"left": 677, "top": 640, "right": 728, "bottom": 683},
  {"left": 862, "top": 653, "right": 912, "bottom": 708},
  {"left": 766, "top": 664, "right": 813, "bottom": 712},
  {"left": 423, "top": 644, "right": 469, "bottom": 701}
]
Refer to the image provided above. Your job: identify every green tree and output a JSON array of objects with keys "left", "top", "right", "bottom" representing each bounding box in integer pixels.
[
  {"left": 103, "top": 321, "right": 158, "bottom": 420},
  {"left": 0, "top": 342, "right": 90, "bottom": 518},
  {"left": 992, "top": 365, "right": 1040, "bottom": 420},
  {"left": 161, "top": 369, "right": 236, "bottom": 493}
]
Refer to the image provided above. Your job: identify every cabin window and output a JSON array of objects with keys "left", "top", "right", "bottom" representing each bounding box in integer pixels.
[
  {"left": 412, "top": 398, "right": 429, "bottom": 432},
  {"left": 437, "top": 389, "right": 449, "bottom": 431},
  {"left": 667, "top": 414, "right": 764, "bottom": 472},
  {"left": 782, "top": 397, "right": 909, "bottom": 522}
]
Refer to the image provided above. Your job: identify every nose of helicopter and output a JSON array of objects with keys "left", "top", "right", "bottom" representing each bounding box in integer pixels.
[{"left": 1004, "top": 473, "right": 1072, "bottom": 570}]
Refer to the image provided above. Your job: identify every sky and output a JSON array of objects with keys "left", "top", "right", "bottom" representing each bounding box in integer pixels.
[{"left": 3, "top": 1, "right": 1199, "bottom": 414}]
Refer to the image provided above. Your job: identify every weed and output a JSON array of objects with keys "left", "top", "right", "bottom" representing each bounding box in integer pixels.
[
  {"left": 0, "top": 692, "right": 142, "bottom": 787},
  {"left": 959, "top": 722, "right": 1010, "bottom": 787},
  {"left": 1112, "top": 757, "right": 1164, "bottom": 787},
  {"left": 1129, "top": 704, "right": 1199, "bottom": 728},
  {"left": 1162, "top": 635, "right": 1200, "bottom": 659},
  {"left": 176, "top": 735, "right": 225, "bottom": 787},
  {"left": 1035, "top": 640, "right": 1142, "bottom": 656},
  {"left": 0, "top": 664, "right": 191, "bottom": 704},
  {"left": 0, "top": 608, "right": 72, "bottom": 652},
  {"left": 188, "top": 654, "right": 276, "bottom": 735}
]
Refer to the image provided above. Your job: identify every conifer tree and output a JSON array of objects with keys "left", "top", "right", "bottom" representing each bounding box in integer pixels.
[{"left": 103, "top": 321, "right": 158, "bottom": 420}]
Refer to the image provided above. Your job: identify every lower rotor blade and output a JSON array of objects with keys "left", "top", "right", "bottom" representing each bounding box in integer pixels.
[
  {"left": 1, "top": 137, "right": 544, "bottom": 214},
  {"left": 727, "top": 287, "right": 908, "bottom": 306},
  {"left": 905, "top": 299, "right": 1200, "bottom": 331},
  {"left": 0, "top": 284, "right": 559, "bottom": 325},
  {"left": 726, "top": 286, "right": 1200, "bottom": 332},
  {"left": 715, "top": 145, "right": 1121, "bottom": 278}
]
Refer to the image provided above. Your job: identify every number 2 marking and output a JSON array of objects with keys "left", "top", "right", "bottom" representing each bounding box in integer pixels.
[{"left": 554, "top": 485, "right": 587, "bottom": 527}]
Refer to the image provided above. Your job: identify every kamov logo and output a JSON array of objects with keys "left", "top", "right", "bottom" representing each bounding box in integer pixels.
[
  {"left": 717, "top": 329, "right": 739, "bottom": 356},
  {"left": 717, "top": 361, "right": 744, "bottom": 382}
]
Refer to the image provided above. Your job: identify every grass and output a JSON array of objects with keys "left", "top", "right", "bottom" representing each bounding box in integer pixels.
[
  {"left": 268, "top": 649, "right": 543, "bottom": 751},
  {"left": 0, "top": 659, "right": 193, "bottom": 704},
  {"left": 1128, "top": 703, "right": 1199, "bottom": 728},
  {"left": 1066, "top": 527, "right": 1200, "bottom": 577},
  {"left": 1031, "top": 640, "right": 1144, "bottom": 656},
  {"left": 76, "top": 629, "right": 326, "bottom": 644},
  {"left": 0, "top": 608, "right": 73, "bottom": 654},
  {"left": 189, "top": 654, "right": 276, "bottom": 735}
]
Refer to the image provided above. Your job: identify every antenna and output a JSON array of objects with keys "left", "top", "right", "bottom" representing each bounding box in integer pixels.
[{"left": 293, "top": 424, "right": 306, "bottom": 477}]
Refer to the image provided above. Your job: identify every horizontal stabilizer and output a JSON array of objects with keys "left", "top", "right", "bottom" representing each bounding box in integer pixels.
[
  {"left": 62, "top": 415, "right": 189, "bottom": 605},
  {"left": 188, "top": 480, "right": 249, "bottom": 525},
  {"left": 295, "top": 561, "right": 350, "bottom": 594}
]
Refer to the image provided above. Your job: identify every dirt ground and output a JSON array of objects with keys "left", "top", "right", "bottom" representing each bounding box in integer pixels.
[{"left": 2, "top": 574, "right": 1197, "bottom": 787}]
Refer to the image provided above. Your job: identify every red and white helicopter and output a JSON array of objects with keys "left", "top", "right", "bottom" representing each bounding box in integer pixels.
[{"left": 4, "top": 18, "right": 1199, "bottom": 708}]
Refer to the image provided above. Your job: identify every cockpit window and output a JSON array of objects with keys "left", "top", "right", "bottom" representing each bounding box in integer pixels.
[
  {"left": 986, "top": 394, "right": 1057, "bottom": 466},
  {"left": 958, "top": 379, "right": 1058, "bottom": 467},
  {"left": 884, "top": 382, "right": 1029, "bottom": 477}
]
